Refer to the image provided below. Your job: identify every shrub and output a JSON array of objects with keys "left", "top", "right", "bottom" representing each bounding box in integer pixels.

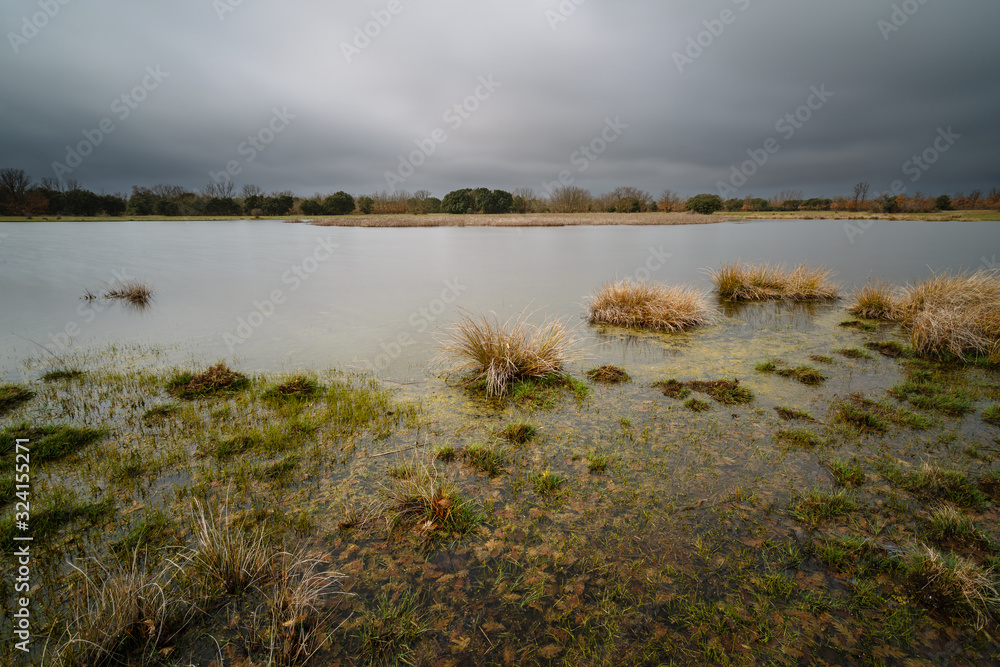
[
  {"left": 323, "top": 191, "right": 355, "bottom": 216},
  {"left": 441, "top": 189, "right": 473, "bottom": 214},
  {"left": 685, "top": 193, "right": 723, "bottom": 215},
  {"left": 357, "top": 196, "right": 374, "bottom": 214}
]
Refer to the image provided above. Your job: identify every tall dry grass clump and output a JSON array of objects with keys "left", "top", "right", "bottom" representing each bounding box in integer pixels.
[
  {"left": 587, "top": 280, "right": 714, "bottom": 331},
  {"left": 900, "top": 270, "right": 1000, "bottom": 361},
  {"left": 439, "top": 311, "right": 574, "bottom": 396},
  {"left": 104, "top": 279, "right": 155, "bottom": 305},
  {"left": 847, "top": 278, "right": 905, "bottom": 320},
  {"left": 710, "top": 261, "right": 839, "bottom": 302},
  {"left": 907, "top": 545, "right": 999, "bottom": 629}
]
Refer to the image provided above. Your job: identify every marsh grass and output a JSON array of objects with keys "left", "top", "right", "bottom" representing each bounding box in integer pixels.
[
  {"left": 833, "top": 394, "right": 930, "bottom": 432},
  {"left": 792, "top": 488, "right": 857, "bottom": 529},
  {"left": 587, "top": 451, "right": 610, "bottom": 473},
  {"left": 434, "top": 445, "right": 457, "bottom": 462},
  {"left": 183, "top": 498, "right": 276, "bottom": 594},
  {"left": 756, "top": 359, "right": 828, "bottom": 385},
  {"left": 827, "top": 458, "right": 867, "bottom": 487},
  {"left": 774, "top": 406, "right": 816, "bottom": 422},
  {"left": 981, "top": 404, "right": 1000, "bottom": 426},
  {"left": 586, "top": 279, "right": 714, "bottom": 331},
  {"left": 840, "top": 319, "right": 880, "bottom": 332},
  {"left": 112, "top": 510, "right": 175, "bottom": 555},
  {"left": 142, "top": 403, "right": 180, "bottom": 423},
  {"left": 532, "top": 468, "right": 565, "bottom": 495},
  {"left": 264, "top": 375, "right": 322, "bottom": 402},
  {"left": 710, "top": 260, "right": 839, "bottom": 302},
  {"left": 847, "top": 278, "right": 904, "bottom": 320},
  {"left": 1, "top": 487, "right": 113, "bottom": 547},
  {"left": 927, "top": 504, "right": 981, "bottom": 544},
  {"left": 773, "top": 428, "right": 824, "bottom": 450},
  {"left": 383, "top": 464, "right": 482, "bottom": 540},
  {"left": 500, "top": 421, "right": 537, "bottom": 444},
  {"left": 463, "top": 443, "right": 507, "bottom": 477},
  {"left": 865, "top": 340, "right": 910, "bottom": 358},
  {"left": 104, "top": 279, "right": 155, "bottom": 305},
  {"left": 837, "top": 348, "right": 873, "bottom": 360},
  {"left": 903, "top": 465, "right": 987, "bottom": 511},
  {"left": 439, "top": 310, "right": 575, "bottom": 397},
  {"left": 809, "top": 354, "right": 835, "bottom": 364},
  {"left": 359, "top": 590, "right": 427, "bottom": 666},
  {"left": 0, "top": 383, "right": 34, "bottom": 414},
  {"left": 901, "top": 270, "right": 1000, "bottom": 362},
  {"left": 889, "top": 375, "right": 972, "bottom": 416},
  {"left": 0, "top": 421, "right": 106, "bottom": 463},
  {"left": 42, "top": 367, "right": 84, "bottom": 382},
  {"left": 978, "top": 472, "right": 1000, "bottom": 501},
  {"left": 906, "top": 546, "right": 999, "bottom": 628},
  {"left": 585, "top": 365, "right": 632, "bottom": 384},
  {"left": 510, "top": 373, "right": 588, "bottom": 409},
  {"left": 684, "top": 397, "right": 711, "bottom": 412},
  {"left": 55, "top": 551, "right": 190, "bottom": 667},
  {"left": 653, "top": 378, "right": 754, "bottom": 405},
  {"left": 167, "top": 362, "right": 249, "bottom": 399}
]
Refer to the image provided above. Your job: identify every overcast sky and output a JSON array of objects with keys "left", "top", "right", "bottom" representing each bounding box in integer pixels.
[{"left": 2, "top": 0, "right": 998, "bottom": 200}]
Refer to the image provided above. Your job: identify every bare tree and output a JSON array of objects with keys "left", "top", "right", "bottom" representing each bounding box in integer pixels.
[
  {"left": 241, "top": 184, "right": 264, "bottom": 200},
  {"left": 547, "top": 186, "right": 591, "bottom": 213},
  {"left": 853, "top": 181, "right": 871, "bottom": 208},
  {"left": 0, "top": 168, "right": 32, "bottom": 214},
  {"left": 657, "top": 189, "right": 681, "bottom": 212},
  {"left": 39, "top": 176, "right": 65, "bottom": 192},
  {"left": 770, "top": 190, "right": 803, "bottom": 207},
  {"left": 203, "top": 180, "right": 235, "bottom": 199}
]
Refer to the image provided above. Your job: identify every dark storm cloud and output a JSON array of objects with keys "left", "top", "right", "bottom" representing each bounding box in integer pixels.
[{"left": 1, "top": 0, "right": 998, "bottom": 199}]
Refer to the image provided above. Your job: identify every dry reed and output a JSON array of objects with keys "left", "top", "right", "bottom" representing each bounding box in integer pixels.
[{"left": 587, "top": 280, "right": 714, "bottom": 331}]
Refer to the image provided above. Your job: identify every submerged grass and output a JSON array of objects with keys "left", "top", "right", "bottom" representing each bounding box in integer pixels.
[
  {"left": 710, "top": 260, "right": 839, "bottom": 302},
  {"left": 42, "top": 367, "right": 84, "bottom": 382},
  {"left": 774, "top": 428, "right": 824, "bottom": 449},
  {"left": 586, "top": 279, "right": 714, "bottom": 331},
  {"left": 0, "top": 421, "right": 106, "bottom": 464},
  {"left": 865, "top": 340, "right": 910, "bottom": 358},
  {"left": 774, "top": 406, "right": 816, "bottom": 422},
  {"left": 103, "top": 279, "right": 155, "bottom": 305},
  {"left": 585, "top": 365, "right": 632, "bottom": 384},
  {"left": 902, "top": 464, "right": 987, "bottom": 511},
  {"left": 654, "top": 378, "right": 754, "bottom": 405},
  {"left": 440, "top": 310, "right": 575, "bottom": 397},
  {"left": 833, "top": 394, "right": 931, "bottom": 432},
  {"left": 384, "top": 464, "right": 483, "bottom": 540},
  {"left": 792, "top": 488, "right": 858, "bottom": 529}
]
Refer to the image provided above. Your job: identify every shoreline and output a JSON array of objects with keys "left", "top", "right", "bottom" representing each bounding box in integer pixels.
[{"left": 0, "top": 210, "right": 997, "bottom": 225}]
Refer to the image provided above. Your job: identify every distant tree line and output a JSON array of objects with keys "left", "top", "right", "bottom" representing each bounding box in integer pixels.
[{"left": 1, "top": 168, "right": 998, "bottom": 218}]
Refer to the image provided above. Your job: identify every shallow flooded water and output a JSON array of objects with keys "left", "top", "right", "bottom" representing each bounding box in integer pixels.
[{"left": 1, "top": 219, "right": 997, "bottom": 380}]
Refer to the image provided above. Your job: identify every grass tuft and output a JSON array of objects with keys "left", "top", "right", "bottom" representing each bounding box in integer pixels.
[
  {"left": 655, "top": 378, "right": 753, "bottom": 405},
  {"left": 837, "top": 347, "right": 873, "bottom": 360},
  {"left": 684, "top": 397, "right": 711, "bottom": 412},
  {"left": 463, "top": 443, "right": 507, "bottom": 477},
  {"left": 901, "top": 270, "right": 1000, "bottom": 362},
  {"left": 532, "top": 468, "right": 565, "bottom": 495},
  {"left": 827, "top": 458, "right": 867, "bottom": 487},
  {"left": 0, "top": 384, "right": 34, "bottom": 415},
  {"left": 182, "top": 498, "right": 275, "bottom": 594},
  {"left": 906, "top": 546, "right": 999, "bottom": 628},
  {"left": 774, "top": 406, "right": 816, "bottom": 422},
  {"left": 710, "top": 260, "right": 839, "bottom": 302},
  {"left": 167, "top": 362, "right": 249, "bottom": 399},
  {"left": 500, "top": 421, "right": 537, "bottom": 444},
  {"left": 757, "top": 359, "right": 828, "bottom": 385},
  {"left": 903, "top": 464, "right": 987, "bottom": 511},
  {"left": 847, "top": 278, "right": 904, "bottom": 320},
  {"left": 0, "top": 422, "right": 106, "bottom": 464},
  {"left": 774, "top": 428, "right": 823, "bottom": 449},
  {"left": 384, "top": 464, "right": 483, "bottom": 540},
  {"left": 586, "top": 279, "right": 714, "bottom": 331},
  {"left": 104, "top": 279, "right": 155, "bottom": 305},
  {"left": 982, "top": 404, "right": 1000, "bottom": 427},
  {"left": 439, "top": 310, "right": 574, "bottom": 397},
  {"left": 585, "top": 365, "right": 632, "bottom": 384},
  {"left": 359, "top": 590, "right": 427, "bottom": 666},
  {"left": 264, "top": 375, "right": 322, "bottom": 401},
  {"left": 42, "top": 367, "right": 84, "bottom": 382},
  {"left": 865, "top": 340, "right": 910, "bottom": 358},
  {"left": 792, "top": 488, "right": 857, "bottom": 529}
]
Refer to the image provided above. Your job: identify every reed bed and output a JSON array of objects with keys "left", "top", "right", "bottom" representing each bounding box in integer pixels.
[
  {"left": 438, "top": 311, "right": 574, "bottom": 397},
  {"left": 710, "top": 261, "right": 839, "bottom": 301},
  {"left": 587, "top": 280, "right": 715, "bottom": 331}
]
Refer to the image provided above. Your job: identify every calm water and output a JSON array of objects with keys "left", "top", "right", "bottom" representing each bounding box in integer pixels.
[{"left": 1, "top": 219, "right": 997, "bottom": 381}]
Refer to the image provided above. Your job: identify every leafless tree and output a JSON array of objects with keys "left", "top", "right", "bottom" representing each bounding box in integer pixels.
[
  {"left": 547, "top": 186, "right": 591, "bottom": 213},
  {"left": 657, "top": 189, "right": 681, "bottom": 212},
  {"left": 203, "top": 180, "right": 235, "bottom": 198},
  {"left": 853, "top": 181, "right": 871, "bottom": 207},
  {"left": 0, "top": 168, "right": 32, "bottom": 214}
]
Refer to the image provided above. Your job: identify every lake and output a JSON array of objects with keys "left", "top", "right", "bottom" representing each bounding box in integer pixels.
[{"left": 1, "top": 218, "right": 997, "bottom": 381}]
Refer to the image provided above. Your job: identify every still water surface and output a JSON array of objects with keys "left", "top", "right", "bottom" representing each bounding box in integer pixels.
[{"left": 0, "top": 219, "right": 997, "bottom": 380}]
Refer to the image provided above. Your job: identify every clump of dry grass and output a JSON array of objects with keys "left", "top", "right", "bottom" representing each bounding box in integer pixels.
[
  {"left": 585, "top": 365, "right": 632, "bottom": 384},
  {"left": 56, "top": 551, "right": 192, "bottom": 666},
  {"left": 710, "top": 261, "right": 839, "bottom": 301},
  {"left": 847, "top": 278, "right": 904, "bottom": 320},
  {"left": 587, "top": 280, "right": 714, "bottom": 331},
  {"left": 900, "top": 270, "right": 1000, "bottom": 361},
  {"left": 907, "top": 545, "right": 999, "bottom": 628},
  {"left": 167, "top": 362, "right": 250, "bottom": 399},
  {"left": 382, "top": 464, "right": 482, "bottom": 539},
  {"left": 104, "top": 279, "right": 154, "bottom": 305},
  {"left": 439, "top": 311, "right": 575, "bottom": 397},
  {"left": 183, "top": 498, "right": 275, "bottom": 594}
]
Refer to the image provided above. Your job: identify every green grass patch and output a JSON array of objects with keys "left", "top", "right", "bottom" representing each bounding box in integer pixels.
[
  {"left": 684, "top": 398, "right": 711, "bottom": 412},
  {"left": 837, "top": 348, "right": 873, "bottom": 360},
  {"left": 773, "top": 428, "right": 823, "bottom": 449},
  {"left": 905, "top": 547, "right": 999, "bottom": 628},
  {"left": 532, "top": 468, "right": 565, "bottom": 495},
  {"left": 261, "top": 454, "right": 301, "bottom": 480},
  {"left": 809, "top": 354, "right": 835, "bottom": 364},
  {"left": 360, "top": 590, "right": 428, "bottom": 666},
  {"left": 111, "top": 510, "right": 174, "bottom": 555},
  {"left": 263, "top": 375, "right": 322, "bottom": 402},
  {"left": 833, "top": 394, "right": 931, "bottom": 432},
  {"left": 463, "top": 444, "right": 506, "bottom": 477},
  {"left": 903, "top": 465, "right": 987, "bottom": 511},
  {"left": 978, "top": 472, "right": 1000, "bottom": 501},
  {"left": 865, "top": 341, "right": 910, "bottom": 358},
  {"left": 890, "top": 374, "right": 973, "bottom": 416},
  {"left": 509, "top": 373, "right": 588, "bottom": 409},
  {"left": 587, "top": 451, "right": 609, "bottom": 474},
  {"left": 774, "top": 406, "right": 816, "bottom": 422},
  {"left": 0, "top": 421, "right": 106, "bottom": 464},
  {"left": 142, "top": 403, "right": 180, "bottom": 423},
  {"left": 0, "top": 384, "right": 34, "bottom": 415},
  {"left": 982, "top": 405, "right": 1000, "bottom": 427},
  {"left": 41, "top": 368, "right": 84, "bottom": 382},
  {"left": 792, "top": 488, "right": 858, "bottom": 529},
  {"left": 500, "top": 421, "right": 537, "bottom": 444},
  {"left": 656, "top": 378, "right": 753, "bottom": 405},
  {"left": 756, "top": 359, "right": 828, "bottom": 385},
  {"left": 827, "top": 458, "right": 867, "bottom": 487},
  {"left": 0, "top": 488, "right": 114, "bottom": 549},
  {"left": 840, "top": 320, "right": 880, "bottom": 332},
  {"left": 386, "top": 467, "right": 483, "bottom": 541},
  {"left": 435, "top": 446, "right": 457, "bottom": 463},
  {"left": 927, "top": 504, "right": 982, "bottom": 545}
]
